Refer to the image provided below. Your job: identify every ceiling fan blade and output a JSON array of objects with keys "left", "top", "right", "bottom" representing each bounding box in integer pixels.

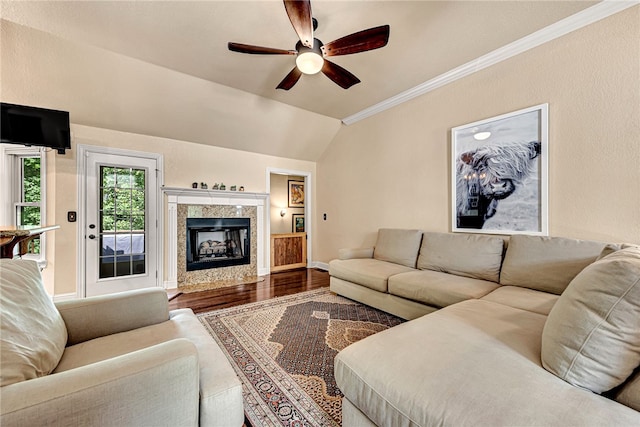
[
  {"left": 228, "top": 42, "right": 296, "bottom": 55},
  {"left": 321, "top": 60, "right": 361, "bottom": 89},
  {"left": 276, "top": 67, "right": 303, "bottom": 90},
  {"left": 283, "top": 0, "right": 313, "bottom": 48},
  {"left": 321, "top": 25, "right": 390, "bottom": 57}
]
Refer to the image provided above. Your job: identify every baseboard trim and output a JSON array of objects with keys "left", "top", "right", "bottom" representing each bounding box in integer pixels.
[
  {"left": 310, "top": 261, "right": 329, "bottom": 271},
  {"left": 53, "top": 292, "right": 79, "bottom": 302}
]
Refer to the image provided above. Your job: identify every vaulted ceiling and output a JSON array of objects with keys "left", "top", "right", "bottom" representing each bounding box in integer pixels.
[{"left": 2, "top": 1, "right": 598, "bottom": 122}]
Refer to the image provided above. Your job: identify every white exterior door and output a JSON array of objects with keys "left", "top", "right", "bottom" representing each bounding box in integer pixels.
[{"left": 84, "top": 151, "right": 159, "bottom": 297}]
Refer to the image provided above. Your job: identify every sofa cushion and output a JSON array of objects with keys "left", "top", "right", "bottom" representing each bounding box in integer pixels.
[
  {"left": 338, "top": 247, "right": 374, "bottom": 260},
  {"left": 481, "top": 286, "right": 559, "bottom": 315},
  {"left": 417, "top": 232, "right": 504, "bottom": 282},
  {"left": 329, "top": 258, "right": 416, "bottom": 293},
  {"left": 541, "top": 246, "right": 640, "bottom": 393},
  {"left": 335, "top": 299, "right": 640, "bottom": 426},
  {"left": 389, "top": 270, "right": 499, "bottom": 308},
  {"left": 54, "top": 308, "right": 243, "bottom": 427},
  {"left": 0, "top": 260, "right": 68, "bottom": 386},
  {"left": 373, "top": 228, "right": 423, "bottom": 268},
  {"left": 610, "top": 368, "right": 640, "bottom": 411},
  {"left": 500, "top": 235, "right": 606, "bottom": 294}
]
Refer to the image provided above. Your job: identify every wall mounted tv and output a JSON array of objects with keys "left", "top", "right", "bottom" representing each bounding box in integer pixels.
[{"left": 1, "top": 103, "right": 71, "bottom": 154}]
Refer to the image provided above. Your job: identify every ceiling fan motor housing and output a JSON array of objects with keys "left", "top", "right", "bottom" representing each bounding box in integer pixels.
[{"left": 295, "top": 38, "right": 324, "bottom": 56}]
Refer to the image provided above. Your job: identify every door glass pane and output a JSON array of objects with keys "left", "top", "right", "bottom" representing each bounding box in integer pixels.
[{"left": 99, "top": 166, "right": 146, "bottom": 279}]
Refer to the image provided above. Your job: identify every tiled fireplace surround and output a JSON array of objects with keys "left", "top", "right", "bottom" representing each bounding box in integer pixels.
[{"left": 163, "top": 187, "right": 269, "bottom": 289}]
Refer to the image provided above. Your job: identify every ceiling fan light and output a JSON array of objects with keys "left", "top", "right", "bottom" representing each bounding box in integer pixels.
[{"left": 296, "top": 51, "right": 324, "bottom": 75}]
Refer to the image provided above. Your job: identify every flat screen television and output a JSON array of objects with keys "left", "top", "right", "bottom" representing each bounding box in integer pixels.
[{"left": 1, "top": 103, "right": 71, "bottom": 154}]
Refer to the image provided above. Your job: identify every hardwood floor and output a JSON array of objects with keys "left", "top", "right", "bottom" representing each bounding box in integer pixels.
[{"left": 168, "top": 268, "right": 330, "bottom": 314}]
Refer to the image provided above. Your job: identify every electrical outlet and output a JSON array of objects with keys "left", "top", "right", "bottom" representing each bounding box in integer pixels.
[{"left": 323, "top": 213, "right": 327, "bottom": 220}]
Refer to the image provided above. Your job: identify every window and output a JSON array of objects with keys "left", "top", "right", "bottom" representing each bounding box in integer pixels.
[
  {"left": 0, "top": 145, "right": 47, "bottom": 262},
  {"left": 16, "top": 156, "right": 42, "bottom": 254}
]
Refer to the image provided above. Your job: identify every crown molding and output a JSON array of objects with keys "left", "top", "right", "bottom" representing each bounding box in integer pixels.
[{"left": 342, "top": 0, "right": 639, "bottom": 126}]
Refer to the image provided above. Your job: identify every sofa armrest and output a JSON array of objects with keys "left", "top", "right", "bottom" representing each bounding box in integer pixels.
[
  {"left": 55, "top": 288, "right": 170, "bottom": 345},
  {"left": 339, "top": 247, "right": 374, "bottom": 260},
  {"left": 1, "top": 339, "right": 199, "bottom": 426}
]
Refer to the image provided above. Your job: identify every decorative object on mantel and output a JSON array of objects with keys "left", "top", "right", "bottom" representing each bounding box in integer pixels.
[
  {"left": 200, "top": 182, "right": 208, "bottom": 189},
  {"left": 239, "top": 186, "right": 245, "bottom": 192},
  {"left": 192, "top": 182, "right": 198, "bottom": 189},
  {"left": 212, "top": 183, "right": 219, "bottom": 190},
  {"left": 220, "top": 183, "right": 226, "bottom": 190},
  {"left": 230, "top": 185, "right": 237, "bottom": 191}
]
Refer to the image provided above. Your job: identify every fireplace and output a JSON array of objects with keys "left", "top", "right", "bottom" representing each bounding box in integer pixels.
[
  {"left": 186, "top": 218, "right": 250, "bottom": 271},
  {"left": 163, "top": 187, "right": 268, "bottom": 288}
]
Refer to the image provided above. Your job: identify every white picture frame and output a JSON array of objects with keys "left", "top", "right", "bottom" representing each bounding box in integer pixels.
[{"left": 451, "top": 103, "right": 549, "bottom": 235}]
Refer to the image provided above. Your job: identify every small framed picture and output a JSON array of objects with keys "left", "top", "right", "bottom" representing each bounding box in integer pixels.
[
  {"left": 292, "top": 214, "right": 305, "bottom": 233},
  {"left": 451, "top": 103, "right": 548, "bottom": 235},
  {"left": 288, "top": 180, "right": 304, "bottom": 208}
]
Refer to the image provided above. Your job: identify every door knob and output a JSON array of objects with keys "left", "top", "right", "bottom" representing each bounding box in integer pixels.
[{"left": 88, "top": 234, "right": 96, "bottom": 240}]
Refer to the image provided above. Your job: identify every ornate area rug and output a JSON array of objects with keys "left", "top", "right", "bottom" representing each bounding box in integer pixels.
[{"left": 198, "top": 288, "right": 403, "bottom": 426}]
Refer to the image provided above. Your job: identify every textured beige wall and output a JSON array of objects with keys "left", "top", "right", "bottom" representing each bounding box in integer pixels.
[
  {"left": 45, "top": 125, "right": 316, "bottom": 295},
  {"left": 315, "top": 6, "right": 640, "bottom": 262}
]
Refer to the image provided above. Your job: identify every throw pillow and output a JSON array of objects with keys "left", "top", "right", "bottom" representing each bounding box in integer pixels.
[
  {"left": 373, "top": 228, "right": 423, "bottom": 268},
  {"left": 541, "top": 246, "right": 640, "bottom": 393},
  {"left": 0, "top": 259, "right": 68, "bottom": 386}
]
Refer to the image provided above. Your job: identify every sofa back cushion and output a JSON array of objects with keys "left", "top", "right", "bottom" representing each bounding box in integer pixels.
[
  {"left": 373, "top": 229, "right": 423, "bottom": 268},
  {"left": 417, "top": 232, "right": 504, "bottom": 282},
  {"left": 0, "top": 259, "right": 68, "bottom": 386},
  {"left": 541, "top": 246, "right": 640, "bottom": 393},
  {"left": 500, "top": 235, "right": 606, "bottom": 294},
  {"left": 610, "top": 369, "right": 640, "bottom": 411}
]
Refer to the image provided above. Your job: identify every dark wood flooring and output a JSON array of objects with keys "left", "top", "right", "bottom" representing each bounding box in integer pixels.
[{"left": 168, "top": 268, "right": 330, "bottom": 314}]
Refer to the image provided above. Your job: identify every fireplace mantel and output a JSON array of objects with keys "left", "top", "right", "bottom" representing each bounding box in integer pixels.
[{"left": 163, "top": 187, "right": 269, "bottom": 289}]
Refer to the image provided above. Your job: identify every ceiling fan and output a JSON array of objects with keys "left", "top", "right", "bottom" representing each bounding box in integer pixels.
[{"left": 228, "top": 0, "right": 390, "bottom": 90}]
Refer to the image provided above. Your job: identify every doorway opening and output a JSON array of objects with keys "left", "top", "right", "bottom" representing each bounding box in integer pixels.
[{"left": 266, "top": 168, "right": 312, "bottom": 272}]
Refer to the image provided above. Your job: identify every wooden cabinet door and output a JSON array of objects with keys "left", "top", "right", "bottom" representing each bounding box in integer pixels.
[{"left": 270, "top": 233, "right": 306, "bottom": 272}]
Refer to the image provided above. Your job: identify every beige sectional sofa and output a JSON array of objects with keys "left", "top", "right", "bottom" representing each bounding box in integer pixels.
[
  {"left": 330, "top": 229, "right": 640, "bottom": 426},
  {"left": 0, "top": 259, "right": 244, "bottom": 426}
]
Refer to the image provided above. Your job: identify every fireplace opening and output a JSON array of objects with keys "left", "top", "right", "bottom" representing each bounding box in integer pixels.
[{"left": 186, "top": 218, "right": 250, "bottom": 271}]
